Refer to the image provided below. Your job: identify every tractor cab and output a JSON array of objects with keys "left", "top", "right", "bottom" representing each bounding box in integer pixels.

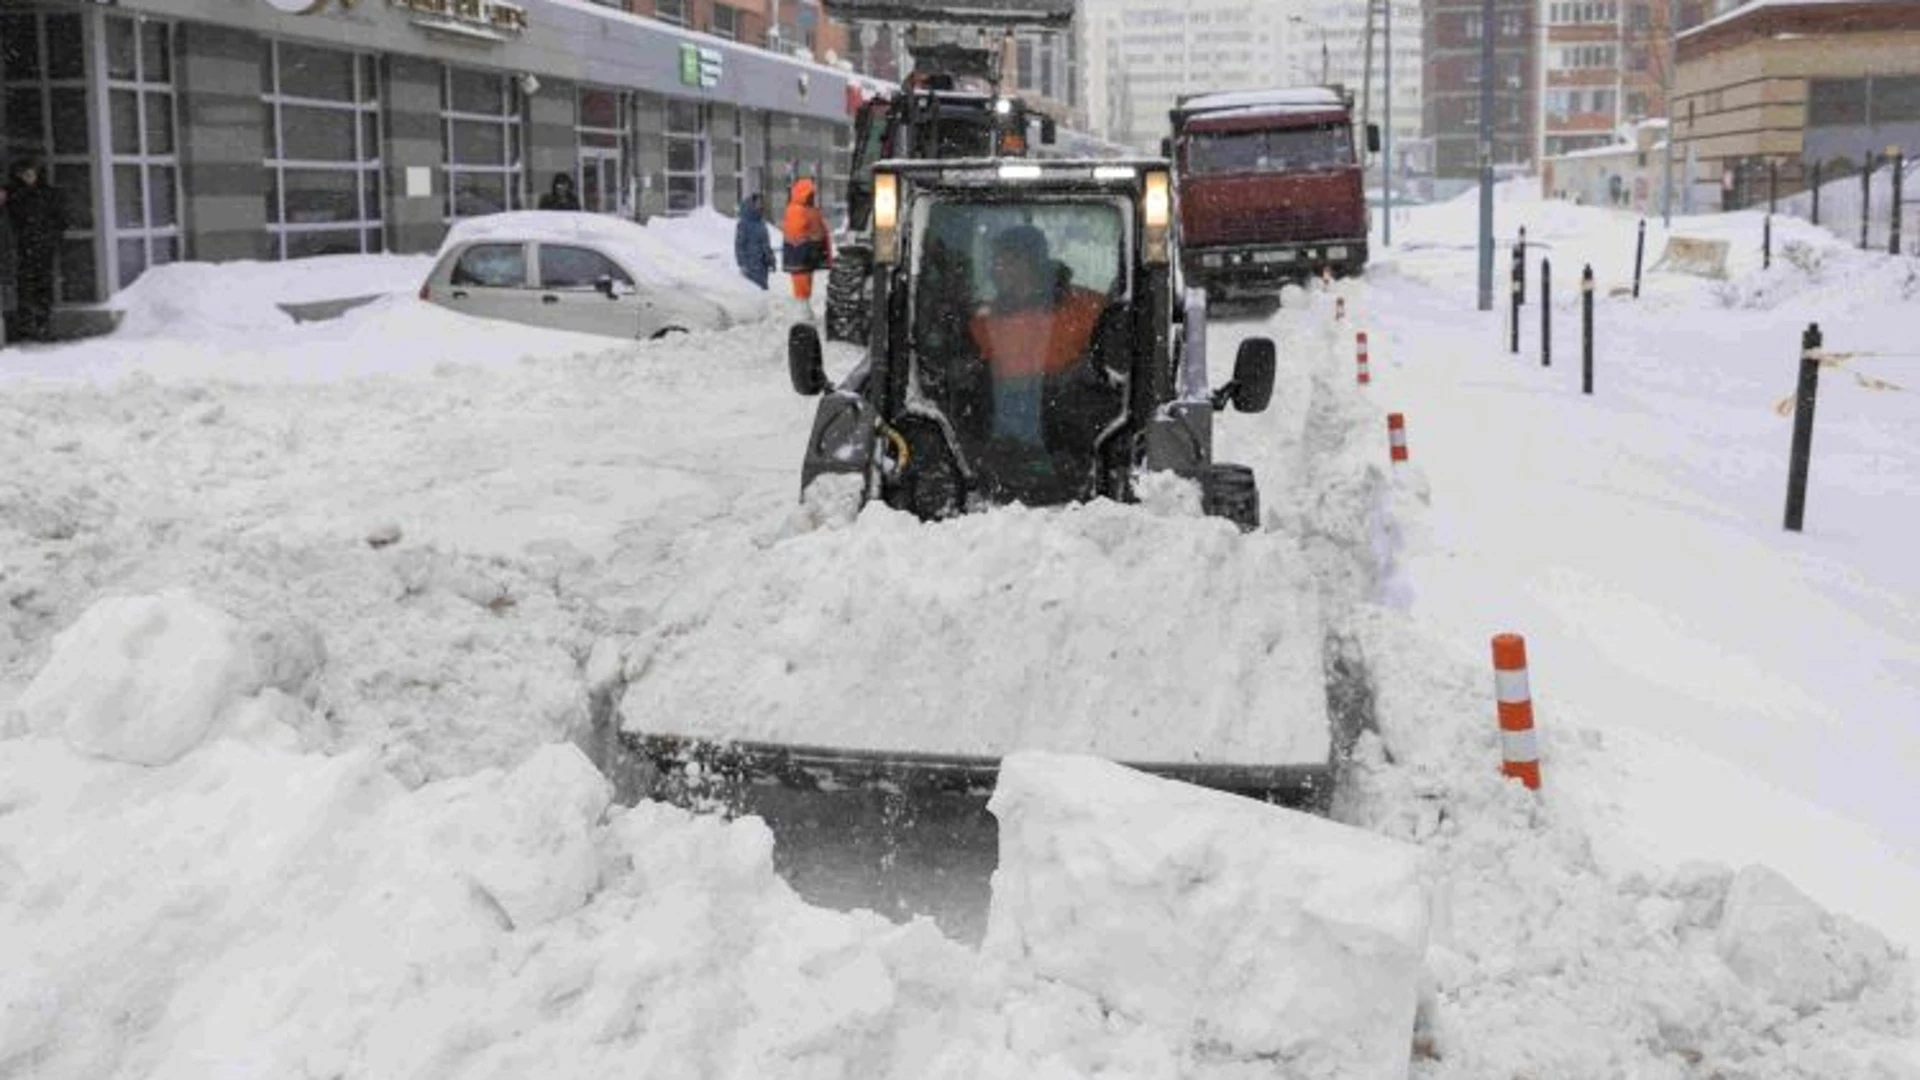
[{"left": 791, "top": 158, "right": 1277, "bottom": 529}]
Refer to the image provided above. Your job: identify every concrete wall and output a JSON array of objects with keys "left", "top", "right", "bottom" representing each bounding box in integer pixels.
[{"left": 176, "top": 23, "right": 269, "bottom": 262}]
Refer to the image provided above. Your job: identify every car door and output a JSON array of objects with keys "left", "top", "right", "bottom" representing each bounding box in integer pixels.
[
  {"left": 534, "top": 243, "right": 656, "bottom": 338},
  {"left": 443, "top": 242, "right": 542, "bottom": 328}
]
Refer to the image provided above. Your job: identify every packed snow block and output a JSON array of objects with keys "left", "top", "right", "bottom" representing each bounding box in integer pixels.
[
  {"left": 1715, "top": 863, "right": 1897, "bottom": 1012},
  {"left": 9, "top": 590, "right": 260, "bottom": 765},
  {"left": 985, "top": 752, "right": 1430, "bottom": 1078}
]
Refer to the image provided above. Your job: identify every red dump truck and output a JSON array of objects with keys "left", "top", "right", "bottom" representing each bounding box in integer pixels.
[{"left": 1167, "top": 86, "right": 1380, "bottom": 299}]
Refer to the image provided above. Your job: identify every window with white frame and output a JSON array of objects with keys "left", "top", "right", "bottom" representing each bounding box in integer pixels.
[
  {"left": 664, "top": 98, "right": 707, "bottom": 213},
  {"left": 710, "top": 4, "right": 737, "bottom": 39},
  {"left": 2, "top": 8, "right": 100, "bottom": 302},
  {"left": 655, "top": 0, "right": 687, "bottom": 27},
  {"left": 263, "top": 40, "right": 382, "bottom": 259},
  {"left": 104, "top": 14, "right": 183, "bottom": 289},
  {"left": 443, "top": 65, "right": 524, "bottom": 220},
  {"left": 1556, "top": 45, "right": 1618, "bottom": 70}
]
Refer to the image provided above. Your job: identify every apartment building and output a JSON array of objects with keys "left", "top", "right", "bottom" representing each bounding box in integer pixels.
[
  {"left": 1540, "top": 0, "right": 1671, "bottom": 159},
  {"left": 1082, "top": 0, "right": 1303, "bottom": 151},
  {"left": 1423, "top": 0, "right": 1538, "bottom": 180}
]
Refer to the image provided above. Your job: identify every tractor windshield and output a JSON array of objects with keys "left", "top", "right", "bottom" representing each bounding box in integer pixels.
[{"left": 907, "top": 196, "right": 1131, "bottom": 503}]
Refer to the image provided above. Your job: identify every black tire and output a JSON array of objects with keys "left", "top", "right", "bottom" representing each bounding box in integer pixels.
[
  {"left": 824, "top": 245, "right": 873, "bottom": 344},
  {"left": 1199, "top": 463, "right": 1261, "bottom": 533}
]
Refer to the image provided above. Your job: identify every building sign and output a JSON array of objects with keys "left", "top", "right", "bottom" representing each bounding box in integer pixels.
[
  {"left": 389, "top": 0, "right": 528, "bottom": 41},
  {"left": 679, "top": 44, "right": 722, "bottom": 88}
]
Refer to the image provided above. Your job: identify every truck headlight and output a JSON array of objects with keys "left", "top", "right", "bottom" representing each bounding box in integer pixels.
[
  {"left": 1143, "top": 169, "right": 1171, "bottom": 265},
  {"left": 873, "top": 172, "right": 899, "bottom": 264}
]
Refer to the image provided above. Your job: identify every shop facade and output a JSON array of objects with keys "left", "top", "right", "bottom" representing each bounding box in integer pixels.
[{"left": 1, "top": 0, "right": 867, "bottom": 307}]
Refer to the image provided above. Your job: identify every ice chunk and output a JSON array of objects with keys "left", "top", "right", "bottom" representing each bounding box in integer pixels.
[
  {"left": 11, "top": 590, "right": 260, "bottom": 765},
  {"left": 985, "top": 752, "right": 1430, "bottom": 1078},
  {"left": 1716, "top": 863, "right": 1896, "bottom": 1012}
]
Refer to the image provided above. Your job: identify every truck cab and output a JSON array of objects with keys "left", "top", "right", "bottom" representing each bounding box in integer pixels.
[{"left": 1168, "top": 87, "right": 1380, "bottom": 300}]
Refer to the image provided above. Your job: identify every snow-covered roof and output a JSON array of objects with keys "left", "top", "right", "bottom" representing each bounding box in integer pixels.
[
  {"left": 1678, "top": 0, "right": 1879, "bottom": 42},
  {"left": 1177, "top": 87, "right": 1346, "bottom": 116}
]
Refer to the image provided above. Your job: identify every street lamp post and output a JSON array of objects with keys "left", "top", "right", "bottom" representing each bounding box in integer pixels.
[
  {"left": 1384, "top": 0, "right": 1393, "bottom": 247},
  {"left": 1477, "top": 0, "right": 1495, "bottom": 310}
]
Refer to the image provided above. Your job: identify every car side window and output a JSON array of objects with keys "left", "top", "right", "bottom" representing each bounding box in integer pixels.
[
  {"left": 451, "top": 243, "right": 527, "bottom": 288},
  {"left": 539, "top": 245, "right": 634, "bottom": 289}
]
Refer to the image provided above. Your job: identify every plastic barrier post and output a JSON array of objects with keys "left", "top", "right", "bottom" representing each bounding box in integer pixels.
[
  {"left": 1387, "top": 412, "right": 1409, "bottom": 463},
  {"left": 1492, "top": 633, "right": 1541, "bottom": 790}
]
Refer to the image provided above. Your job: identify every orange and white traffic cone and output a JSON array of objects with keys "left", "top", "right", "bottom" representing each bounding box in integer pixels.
[
  {"left": 1492, "top": 633, "right": 1541, "bottom": 790},
  {"left": 1356, "top": 332, "right": 1371, "bottom": 385},
  {"left": 1387, "top": 412, "right": 1408, "bottom": 463}
]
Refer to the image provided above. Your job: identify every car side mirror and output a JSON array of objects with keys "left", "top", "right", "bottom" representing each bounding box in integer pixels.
[
  {"left": 1040, "top": 118, "right": 1057, "bottom": 145},
  {"left": 789, "top": 323, "right": 829, "bottom": 396},
  {"left": 1214, "top": 338, "right": 1275, "bottom": 414},
  {"left": 596, "top": 275, "right": 629, "bottom": 300},
  {"left": 1367, "top": 124, "right": 1382, "bottom": 154}
]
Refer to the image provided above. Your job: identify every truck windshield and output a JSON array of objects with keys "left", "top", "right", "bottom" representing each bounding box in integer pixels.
[
  {"left": 908, "top": 198, "right": 1130, "bottom": 501},
  {"left": 1185, "top": 123, "right": 1355, "bottom": 174}
]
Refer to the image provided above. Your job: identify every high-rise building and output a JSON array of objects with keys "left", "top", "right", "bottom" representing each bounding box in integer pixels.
[
  {"left": 1081, "top": 0, "right": 1305, "bottom": 151},
  {"left": 1423, "top": 0, "right": 1538, "bottom": 180},
  {"left": 1540, "top": 0, "right": 1672, "bottom": 159}
]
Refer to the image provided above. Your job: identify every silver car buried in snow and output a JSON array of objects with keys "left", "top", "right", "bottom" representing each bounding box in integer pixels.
[{"left": 418, "top": 211, "right": 765, "bottom": 339}]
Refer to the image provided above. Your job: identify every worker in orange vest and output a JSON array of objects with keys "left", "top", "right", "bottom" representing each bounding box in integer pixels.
[
  {"left": 967, "top": 224, "right": 1108, "bottom": 447},
  {"left": 781, "top": 177, "right": 831, "bottom": 311}
]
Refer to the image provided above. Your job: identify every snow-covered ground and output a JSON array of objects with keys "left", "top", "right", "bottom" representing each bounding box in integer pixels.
[{"left": 2, "top": 190, "right": 1917, "bottom": 1077}]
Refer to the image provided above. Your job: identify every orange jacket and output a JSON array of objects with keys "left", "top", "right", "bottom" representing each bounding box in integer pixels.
[
  {"left": 781, "top": 178, "right": 830, "bottom": 272},
  {"left": 969, "top": 287, "right": 1106, "bottom": 380}
]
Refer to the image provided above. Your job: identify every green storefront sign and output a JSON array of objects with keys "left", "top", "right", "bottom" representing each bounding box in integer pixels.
[{"left": 679, "top": 43, "right": 722, "bottom": 88}]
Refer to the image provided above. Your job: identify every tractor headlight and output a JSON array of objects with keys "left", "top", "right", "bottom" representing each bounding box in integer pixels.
[
  {"left": 1144, "top": 169, "right": 1171, "bottom": 265},
  {"left": 873, "top": 171, "right": 899, "bottom": 264}
]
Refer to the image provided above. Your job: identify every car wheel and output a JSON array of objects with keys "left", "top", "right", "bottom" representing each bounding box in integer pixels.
[
  {"left": 650, "top": 326, "right": 690, "bottom": 340},
  {"left": 825, "top": 246, "right": 873, "bottom": 344}
]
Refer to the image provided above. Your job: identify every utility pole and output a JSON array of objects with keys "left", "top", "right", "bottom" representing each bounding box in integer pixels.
[
  {"left": 1660, "top": 0, "right": 1677, "bottom": 226},
  {"left": 1362, "top": 0, "right": 1377, "bottom": 167},
  {"left": 1384, "top": 0, "right": 1393, "bottom": 247},
  {"left": 1477, "top": 0, "right": 1496, "bottom": 311}
]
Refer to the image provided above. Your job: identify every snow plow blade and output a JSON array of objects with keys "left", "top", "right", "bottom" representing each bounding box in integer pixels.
[{"left": 624, "top": 732, "right": 1339, "bottom": 812}]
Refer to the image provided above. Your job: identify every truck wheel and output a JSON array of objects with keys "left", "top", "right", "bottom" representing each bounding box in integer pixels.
[
  {"left": 825, "top": 246, "right": 873, "bottom": 344},
  {"left": 1199, "top": 464, "right": 1261, "bottom": 533}
]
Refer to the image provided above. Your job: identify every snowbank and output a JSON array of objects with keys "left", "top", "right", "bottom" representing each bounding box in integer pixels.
[
  {"left": 110, "top": 254, "right": 433, "bottom": 339},
  {"left": 616, "top": 497, "right": 1333, "bottom": 767},
  {"left": 986, "top": 752, "right": 1430, "bottom": 1079}
]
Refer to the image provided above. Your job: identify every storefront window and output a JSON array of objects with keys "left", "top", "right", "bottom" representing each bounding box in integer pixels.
[
  {"left": 443, "top": 65, "right": 523, "bottom": 220},
  {"left": 104, "top": 14, "right": 180, "bottom": 290},
  {"left": 664, "top": 98, "right": 708, "bottom": 214},
  {"left": 1, "top": 10, "right": 100, "bottom": 303},
  {"left": 577, "top": 87, "right": 629, "bottom": 214},
  {"left": 264, "top": 40, "right": 383, "bottom": 259}
]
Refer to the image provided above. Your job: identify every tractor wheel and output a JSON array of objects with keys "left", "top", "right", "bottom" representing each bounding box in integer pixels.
[
  {"left": 825, "top": 246, "right": 873, "bottom": 344},
  {"left": 1199, "top": 463, "right": 1261, "bottom": 533}
]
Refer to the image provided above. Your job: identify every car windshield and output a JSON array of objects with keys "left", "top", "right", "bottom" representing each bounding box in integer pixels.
[
  {"left": 1185, "top": 123, "right": 1355, "bottom": 174},
  {"left": 907, "top": 196, "right": 1130, "bottom": 503}
]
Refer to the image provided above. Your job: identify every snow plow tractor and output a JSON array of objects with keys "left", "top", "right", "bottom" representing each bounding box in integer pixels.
[
  {"left": 794, "top": 158, "right": 1276, "bottom": 529},
  {"left": 821, "top": 1, "right": 1067, "bottom": 345},
  {"left": 608, "top": 160, "right": 1375, "bottom": 824}
]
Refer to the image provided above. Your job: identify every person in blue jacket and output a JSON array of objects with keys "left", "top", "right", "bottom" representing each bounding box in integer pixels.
[{"left": 734, "top": 192, "right": 774, "bottom": 290}]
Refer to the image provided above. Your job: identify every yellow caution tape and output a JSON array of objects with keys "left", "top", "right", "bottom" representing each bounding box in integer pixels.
[{"left": 1776, "top": 350, "right": 1910, "bottom": 415}]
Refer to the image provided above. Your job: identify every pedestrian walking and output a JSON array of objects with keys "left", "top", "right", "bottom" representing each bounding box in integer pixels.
[
  {"left": 3, "top": 158, "right": 68, "bottom": 343},
  {"left": 781, "top": 177, "right": 830, "bottom": 315},
  {"left": 734, "top": 192, "right": 774, "bottom": 290}
]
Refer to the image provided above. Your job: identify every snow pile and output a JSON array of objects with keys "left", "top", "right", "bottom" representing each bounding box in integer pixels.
[
  {"left": 5, "top": 589, "right": 292, "bottom": 765},
  {"left": 442, "top": 210, "right": 769, "bottom": 325},
  {"left": 985, "top": 752, "right": 1430, "bottom": 1079},
  {"left": 616, "top": 497, "right": 1333, "bottom": 766},
  {"left": 645, "top": 204, "right": 778, "bottom": 268},
  {"left": 112, "top": 254, "right": 434, "bottom": 338}
]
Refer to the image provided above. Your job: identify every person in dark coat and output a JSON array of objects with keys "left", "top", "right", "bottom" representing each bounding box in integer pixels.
[
  {"left": 734, "top": 193, "right": 774, "bottom": 290},
  {"left": 538, "top": 173, "right": 581, "bottom": 211},
  {"left": 3, "top": 158, "right": 68, "bottom": 343}
]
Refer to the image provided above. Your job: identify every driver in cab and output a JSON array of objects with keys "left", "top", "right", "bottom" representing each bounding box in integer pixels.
[{"left": 967, "top": 224, "right": 1109, "bottom": 447}]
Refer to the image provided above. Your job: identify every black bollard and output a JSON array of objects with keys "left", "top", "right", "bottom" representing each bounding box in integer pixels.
[
  {"left": 1784, "top": 323, "right": 1824, "bottom": 532},
  {"left": 1517, "top": 227, "right": 1528, "bottom": 307},
  {"left": 1541, "top": 257, "right": 1552, "bottom": 368},
  {"left": 1862, "top": 153, "right": 1875, "bottom": 251},
  {"left": 1891, "top": 148, "right": 1905, "bottom": 258},
  {"left": 1811, "top": 159, "right": 1823, "bottom": 226},
  {"left": 1510, "top": 247, "right": 1523, "bottom": 355},
  {"left": 1632, "top": 218, "right": 1646, "bottom": 299},
  {"left": 1764, "top": 214, "right": 1773, "bottom": 270},
  {"left": 1581, "top": 265, "right": 1595, "bottom": 395},
  {"left": 1769, "top": 159, "right": 1779, "bottom": 214}
]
